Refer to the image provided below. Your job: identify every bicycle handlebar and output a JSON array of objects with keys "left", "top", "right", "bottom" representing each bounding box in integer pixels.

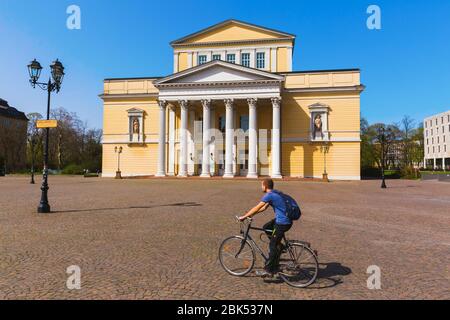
[{"left": 235, "top": 216, "right": 253, "bottom": 223}]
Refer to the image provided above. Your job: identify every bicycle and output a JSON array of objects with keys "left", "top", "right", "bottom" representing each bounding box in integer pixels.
[{"left": 219, "top": 216, "right": 319, "bottom": 288}]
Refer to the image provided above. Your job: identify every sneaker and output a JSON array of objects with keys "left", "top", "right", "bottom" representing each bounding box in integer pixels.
[{"left": 255, "top": 270, "right": 274, "bottom": 278}]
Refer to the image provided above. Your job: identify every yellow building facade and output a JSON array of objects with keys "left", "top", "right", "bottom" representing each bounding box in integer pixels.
[{"left": 100, "top": 20, "right": 364, "bottom": 180}]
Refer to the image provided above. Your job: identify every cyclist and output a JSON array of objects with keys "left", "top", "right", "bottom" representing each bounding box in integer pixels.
[{"left": 239, "top": 178, "right": 294, "bottom": 278}]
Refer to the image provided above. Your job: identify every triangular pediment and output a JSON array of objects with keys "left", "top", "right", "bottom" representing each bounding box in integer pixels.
[
  {"left": 171, "top": 19, "right": 295, "bottom": 45},
  {"left": 154, "top": 60, "right": 284, "bottom": 86},
  {"left": 127, "top": 108, "right": 144, "bottom": 113}
]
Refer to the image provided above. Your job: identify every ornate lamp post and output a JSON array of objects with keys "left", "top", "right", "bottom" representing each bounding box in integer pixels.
[
  {"left": 115, "top": 146, "right": 123, "bottom": 179},
  {"left": 28, "top": 59, "right": 65, "bottom": 213},
  {"left": 320, "top": 142, "right": 330, "bottom": 182}
]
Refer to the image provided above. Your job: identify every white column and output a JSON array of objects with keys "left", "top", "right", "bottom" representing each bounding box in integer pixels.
[
  {"left": 210, "top": 107, "right": 216, "bottom": 176},
  {"left": 251, "top": 49, "right": 257, "bottom": 68},
  {"left": 156, "top": 100, "right": 167, "bottom": 177},
  {"left": 247, "top": 98, "right": 258, "bottom": 179},
  {"left": 201, "top": 99, "right": 211, "bottom": 178},
  {"left": 188, "top": 109, "right": 195, "bottom": 175},
  {"left": 179, "top": 100, "right": 189, "bottom": 177},
  {"left": 286, "top": 47, "right": 293, "bottom": 72},
  {"left": 224, "top": 99, "right": 235, "bottom": 178},
  {"left": 168, "top": 105, "right": 176, "bottom": 176},
  {"left": 193, "top": 52, "right": 198, "bottom": 67},
  {"left": 271, "top": 97, "right": 282, "bottom": 179},
  {"left": 173, "top": 53, "right": 179, "bottom": 73},
  {"left": 271, "top": 48, "right": 277, "bottom": 72}
]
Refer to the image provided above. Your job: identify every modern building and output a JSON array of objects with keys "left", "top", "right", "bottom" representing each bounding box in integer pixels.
[
  {"left": 0, "top": 98, "right": 28, "bottom": 173},
  {"left": 424, "top": 110, "right": 450, "bottom": 170},
  {"left": 100, "top": 19, "right": 365, "bottom": 180}
]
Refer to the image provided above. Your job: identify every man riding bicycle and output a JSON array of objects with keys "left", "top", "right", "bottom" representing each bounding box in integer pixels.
[{"left": 239, "top": 179, "right": 298, "bottom": 279}]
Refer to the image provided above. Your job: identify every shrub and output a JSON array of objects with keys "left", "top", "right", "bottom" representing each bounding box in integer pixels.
[
  {"left": 62, "top": 164, "right": 84, "bottom": 175},
  {"left": 400, "top": 166, "right": 421, "bottom": 180}
]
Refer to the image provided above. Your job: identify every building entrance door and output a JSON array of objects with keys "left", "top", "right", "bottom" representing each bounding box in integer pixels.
[{"left": 239, "top": 150, "right": 249, "bottom": 176}]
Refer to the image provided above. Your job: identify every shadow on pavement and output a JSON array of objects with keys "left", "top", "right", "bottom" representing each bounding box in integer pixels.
[
  {"left": 53, "top": 202, "right": 202, "bottom": 213},
  {"left": 246, "top": 262, "right": 352, "bottom": 289},
  {"left": 307, "top": 262, "right": 352, "bottom": 289}
]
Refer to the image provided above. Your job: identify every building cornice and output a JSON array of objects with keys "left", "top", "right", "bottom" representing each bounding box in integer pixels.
[
  {"left": 283, "top": 85, "right": 365, "bottom": 94},
  {"left": 156, "top": 79, "right": 283, "bottom": 89},
  {"left": 99, "top": 93, "right": 158, "bottom": 101},
  {"left": 172, "top": 38, "right": 294, "bottom": 49}
]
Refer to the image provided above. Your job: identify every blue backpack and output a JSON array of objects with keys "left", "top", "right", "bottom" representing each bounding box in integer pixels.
[{"left": 276, "top": 191, "right": 302, "bottom": 221}]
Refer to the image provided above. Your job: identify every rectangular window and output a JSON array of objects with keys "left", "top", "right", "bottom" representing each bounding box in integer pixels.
[
  {"left": 212, "top": 54, "right": 221, "bottom": 61},
  {"left": 226, "top": 54, "right": 236, "bottom": 64},
  {"left": 240, "top": 115, "right": 249, "bottom": 131},
  {"left": 256, "top": 52, "right": 265, "bottom": 69},
  {"left": 241, "top": 53, "right": 250, "bottom": 67},
  {"left": 198, "top": 55, "right": 207, "bottom": 65}
]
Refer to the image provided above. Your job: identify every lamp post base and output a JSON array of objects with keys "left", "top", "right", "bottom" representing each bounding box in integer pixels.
[
  {"left": 38, "top": 203, "right": 51, "bottom": 213},
  {"left": 115, "top": 171, "right": 122, "bottom": 179}
]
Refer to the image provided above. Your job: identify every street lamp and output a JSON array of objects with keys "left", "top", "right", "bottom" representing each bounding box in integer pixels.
[
  {"left": 115, "top": 146, "right": 123, "bottom": 179},
  {"left": 28, "top": 58, "right": 65, "bottom": 213},
  {"left": 320, "top": 142, "right": 330, "bottom": 182},
  {"left": 377, "top": 127, "right": 393, "bottom": 189}
]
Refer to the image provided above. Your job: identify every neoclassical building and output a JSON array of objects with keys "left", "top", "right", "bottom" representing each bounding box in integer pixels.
[{"left": 100, "top": 20, "right": 364, "bottom": 180}]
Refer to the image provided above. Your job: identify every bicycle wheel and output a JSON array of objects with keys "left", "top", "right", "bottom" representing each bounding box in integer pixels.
[
  {"left": 219, "top": 236, "right": 255, "bottom": 277},
  {"left": 278, "top": 242, "right": 318, "bottom": 288}
]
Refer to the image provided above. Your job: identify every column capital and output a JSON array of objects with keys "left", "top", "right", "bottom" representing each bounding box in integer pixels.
[
  {"left": 179, "top": 100, "right": 189, "bottom": 111},
  {"left": 201, "top": 99, "right": 211, "bottom": 109},
  {"left": 168, "top": 103, "right": 176, "bottom": 112},
  {"left": 158, "top": 100, "right": 168, "bottom": 110},
  {"left": 247, "top": 98, "right": 258, "bottom": 108},
  {"left": 271, "top": 97, "right": 282, "bottom": 108},
  {"left": 224, "top": 98, "right": 234, "bottom": 110}
]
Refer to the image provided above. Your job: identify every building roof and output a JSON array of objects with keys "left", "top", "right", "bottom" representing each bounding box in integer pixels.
[
  {"left": 0, "top": 99, "right": 28, "bottom": 121},
  {"left": 103, "top": 68, "right": 360, "bottom": 82},
  {"left": 170, "top": 19, "right": 296, "bottom": 46}
]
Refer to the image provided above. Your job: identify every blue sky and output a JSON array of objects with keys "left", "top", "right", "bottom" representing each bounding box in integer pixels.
[{"left": 0, "top": 0, "right": 449, "bottom": 129}]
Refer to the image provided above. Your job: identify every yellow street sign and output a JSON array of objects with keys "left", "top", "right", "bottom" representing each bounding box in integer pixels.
[{"left": 36, "top": 120, "right": 58, "bottom": 129}]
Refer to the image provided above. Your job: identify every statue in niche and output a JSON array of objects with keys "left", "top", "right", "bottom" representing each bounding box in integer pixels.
[
  {"left": 313, "top": 114, "right": 323, "bottom": 139},
  {"left": 132, "top": 118, "right": 140, "bottom": 134}
]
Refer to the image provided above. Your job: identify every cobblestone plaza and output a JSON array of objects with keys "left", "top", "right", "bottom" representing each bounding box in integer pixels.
[{"left": 0, "top": 176, "right": 449, "bottom": 299}]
